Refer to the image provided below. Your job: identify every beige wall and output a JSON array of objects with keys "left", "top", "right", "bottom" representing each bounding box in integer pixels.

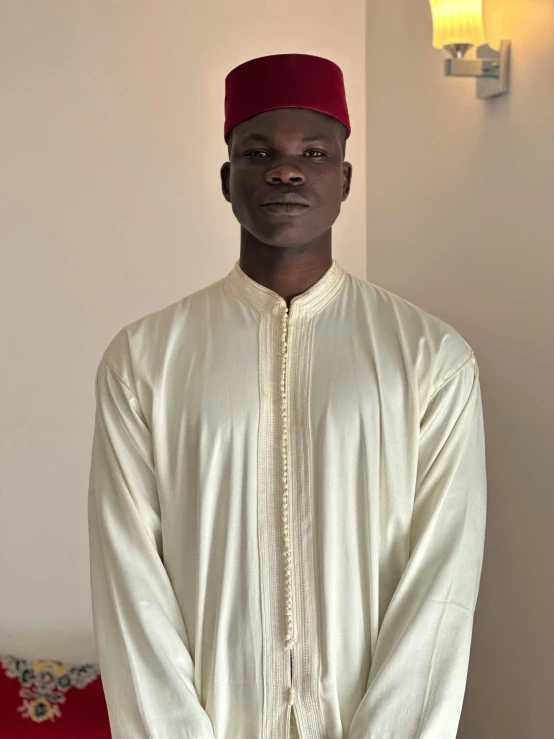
[
  {"left": 365, "top": 1, "right": 554, "bottom": 737},
  {"left": 0, "top": 1, "right": 366, "bottom": 662}
]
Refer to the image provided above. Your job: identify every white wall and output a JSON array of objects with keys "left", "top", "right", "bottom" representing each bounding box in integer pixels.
[
  {"left": 365, "top": 1, "right": 554, "bottom": 737},
  {"left": 0, "top": 1, "right": 366, "bottom": 662}
]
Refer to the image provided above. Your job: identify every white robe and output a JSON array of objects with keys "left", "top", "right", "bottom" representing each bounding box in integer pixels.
[{"left": 87, "top": 258, "right": 487, "bottom": 739}]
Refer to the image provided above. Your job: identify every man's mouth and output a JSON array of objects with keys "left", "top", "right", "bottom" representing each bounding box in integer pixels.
[{"left": 261, "top": 203, "right": 309, "bottom": 215}]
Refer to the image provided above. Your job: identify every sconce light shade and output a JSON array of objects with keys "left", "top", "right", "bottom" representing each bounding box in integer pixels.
[{"left": 430, "top": 0, "right": 487, "bottom": 49}]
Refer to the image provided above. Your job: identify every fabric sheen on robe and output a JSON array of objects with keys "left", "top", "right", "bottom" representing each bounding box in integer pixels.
[{"left": 88, "top": 259, "right": 487, "bottom": 739}]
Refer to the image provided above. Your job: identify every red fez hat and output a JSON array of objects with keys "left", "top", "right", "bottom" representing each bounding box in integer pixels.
[{"left": 224, "top": 53, "right": 351, "bottom": 143}]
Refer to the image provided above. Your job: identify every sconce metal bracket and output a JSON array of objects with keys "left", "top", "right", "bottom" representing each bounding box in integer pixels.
[{"left": 444, "top": 40, "right": 511, "bottom": 99}]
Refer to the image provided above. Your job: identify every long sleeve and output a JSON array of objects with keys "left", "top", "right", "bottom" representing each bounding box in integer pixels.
[
  {"left": 347, "top": 352, "right": 487, "bottom": 739},
  {"left": 87, "top": 355, "right": 215, "bottom": 739}
]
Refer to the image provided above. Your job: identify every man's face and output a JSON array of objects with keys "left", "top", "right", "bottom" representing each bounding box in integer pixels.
[{"left": 221, "top": 108, "right": 352, "bottom": 248}]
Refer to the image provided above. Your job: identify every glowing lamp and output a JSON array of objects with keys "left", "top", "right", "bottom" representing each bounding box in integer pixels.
[
  {"left": 429, "top": 0, "right": 511, "bottom": 98},
  {"left": 430, "top": 0, "right": 487, "bottom": 51}
]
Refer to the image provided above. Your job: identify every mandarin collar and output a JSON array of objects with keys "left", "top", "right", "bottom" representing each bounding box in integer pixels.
[{"left": 224, "top": 258, "right": 347, "bottom": 315}]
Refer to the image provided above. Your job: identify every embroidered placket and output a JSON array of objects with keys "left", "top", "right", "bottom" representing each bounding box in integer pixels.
[{"left": 281, "top": 304, "right": 296, "bottom": 710}]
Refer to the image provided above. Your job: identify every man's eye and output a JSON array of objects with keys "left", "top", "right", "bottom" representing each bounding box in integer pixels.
[{"left": 245, "top": 150, "right": 326, "bottom": 158}]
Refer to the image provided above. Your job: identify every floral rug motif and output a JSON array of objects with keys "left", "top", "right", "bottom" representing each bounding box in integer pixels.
[{"left": 1, "top": 655, "right": 101, "bottom": 724}]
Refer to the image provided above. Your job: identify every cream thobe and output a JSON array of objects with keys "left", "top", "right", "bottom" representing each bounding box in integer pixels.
[{"left": 87, "top": 258, "right": 487, "bottom": 739}]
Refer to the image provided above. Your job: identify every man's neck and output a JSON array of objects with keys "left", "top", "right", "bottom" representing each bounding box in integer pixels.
[{"left": 238, "top": 240, "right": 333, "bottom": 307}]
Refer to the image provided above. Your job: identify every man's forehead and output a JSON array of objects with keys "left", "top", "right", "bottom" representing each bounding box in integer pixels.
[
  {"left": 239, "top": 131, "right": 336, "bottom": 144},
  {"left": 235, "top": 111, "right": 341, "bottom": 144}
]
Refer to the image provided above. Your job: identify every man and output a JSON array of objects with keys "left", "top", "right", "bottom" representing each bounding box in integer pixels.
[{"left": 88, "top": 53, "right": 487, "bottom": 739}]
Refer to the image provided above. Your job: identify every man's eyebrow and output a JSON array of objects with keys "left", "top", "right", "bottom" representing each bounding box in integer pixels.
[{"left": 239, "top": 133, "right": 332, "bottom": 144}]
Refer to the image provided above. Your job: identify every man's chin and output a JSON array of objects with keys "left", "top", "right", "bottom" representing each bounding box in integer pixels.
[{"left": 249, "top": 224, "right": 313, "bottom": 247}]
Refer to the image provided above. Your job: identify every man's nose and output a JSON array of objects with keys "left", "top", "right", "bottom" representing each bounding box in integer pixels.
[{"left": 265, "top": 164, "right": 306, "bottom": 184}]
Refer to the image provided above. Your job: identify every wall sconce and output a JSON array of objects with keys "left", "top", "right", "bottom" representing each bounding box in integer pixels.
[{"left": 429, "top": 0, "right": 511, "bottom": 99}]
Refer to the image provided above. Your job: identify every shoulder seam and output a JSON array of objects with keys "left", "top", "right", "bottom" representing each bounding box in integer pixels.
[
  {"left": 100, "top": 355, "right": 138, "bottom": 398},
  {"left": 428, "top": 350, "right": 475, "bottom": 402}
]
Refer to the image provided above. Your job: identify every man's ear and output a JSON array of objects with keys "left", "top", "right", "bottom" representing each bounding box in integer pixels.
[
  {"left": 342, "top": 161, "right": 352, "bottom": 201},
  {"left": 221, "top": 162, "right": 231, "bottom": 203}
]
